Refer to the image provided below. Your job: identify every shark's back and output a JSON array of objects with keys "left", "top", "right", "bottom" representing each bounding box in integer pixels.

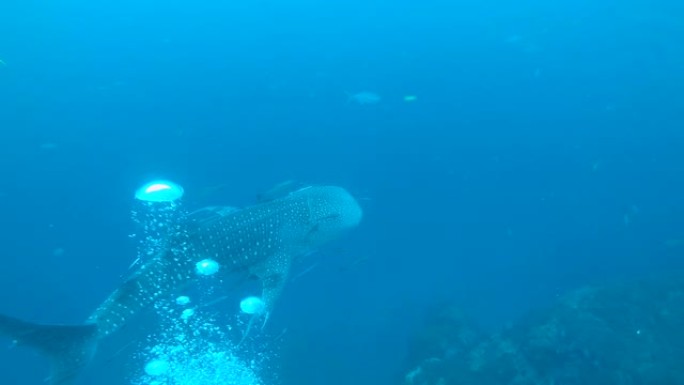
[
  {"left": 190, "top": 192, "right": 312, "bottom": 272},
  {"left": 189, "top": 185, "right": 362, "bottom": 312}
]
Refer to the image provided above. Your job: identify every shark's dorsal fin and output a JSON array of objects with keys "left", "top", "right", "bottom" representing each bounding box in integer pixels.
[{"left": 187, "top": 206, "right": 240, "bottom": 226}]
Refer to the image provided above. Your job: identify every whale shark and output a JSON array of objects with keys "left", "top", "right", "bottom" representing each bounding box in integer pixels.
[{"left": 0, "top": 185, "right": 363, "bottom": 385}]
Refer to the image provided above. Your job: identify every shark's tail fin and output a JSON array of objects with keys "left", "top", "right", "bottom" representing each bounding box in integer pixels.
[{"left": 0, "top": 313, "right": 99, "bottom": 385}]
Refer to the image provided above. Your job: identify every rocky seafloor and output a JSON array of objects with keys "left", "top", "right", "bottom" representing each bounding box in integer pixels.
[{"left": 403, "top": 276, "right": 684, "bottom": 385}]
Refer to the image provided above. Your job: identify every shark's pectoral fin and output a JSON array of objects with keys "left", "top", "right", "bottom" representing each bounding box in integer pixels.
[
  {"left": 0, "top": 313, "right": 98, "bottom": 385},
  {"left": 256, "top": 254, "right": 292, "bottom": 319},
  {"left": 240, "top": 254, "right": 292, "bottom": 345}
]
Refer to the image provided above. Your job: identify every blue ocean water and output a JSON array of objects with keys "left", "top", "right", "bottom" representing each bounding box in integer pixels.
[{"left": 0, "top": 0, "right": 683, "bottom": 384}]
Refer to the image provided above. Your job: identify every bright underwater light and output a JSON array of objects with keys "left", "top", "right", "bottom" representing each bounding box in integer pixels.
[{"left": 135, "top": 180, "right": 185, "bottom": 202}]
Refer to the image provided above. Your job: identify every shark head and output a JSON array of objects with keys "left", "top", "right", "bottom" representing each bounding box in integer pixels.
[{"left": 292, "top": 185, "right": 363, "bottom": 247}]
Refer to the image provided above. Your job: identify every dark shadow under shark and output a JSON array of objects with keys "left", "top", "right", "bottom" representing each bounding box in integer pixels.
[{"left": 0, "top": 185, "right": 363, "bottom": 385}]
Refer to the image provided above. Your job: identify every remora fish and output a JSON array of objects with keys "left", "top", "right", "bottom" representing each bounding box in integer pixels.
[
  {"left": 256, "top": 179, "right": 305, "bottom": 202},
  {"left": 0, "top": 185, "right": 363, "bottom": 385}
]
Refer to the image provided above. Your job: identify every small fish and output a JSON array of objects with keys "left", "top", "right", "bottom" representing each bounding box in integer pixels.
[
  {"left": 0, "top": 59, "right": 6, "bottom": 67},
  {"left": 347, "top": 91, "right": 381, "bottom": 105},
  {"left": 256, "top": 180, "right": 304, "bottom": 202},
  {"left": 194, "top": 183, "right": 230, "bottom": 201},
  {"left": 338, "top": 255, "right": 369, "bottom": 272}
]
